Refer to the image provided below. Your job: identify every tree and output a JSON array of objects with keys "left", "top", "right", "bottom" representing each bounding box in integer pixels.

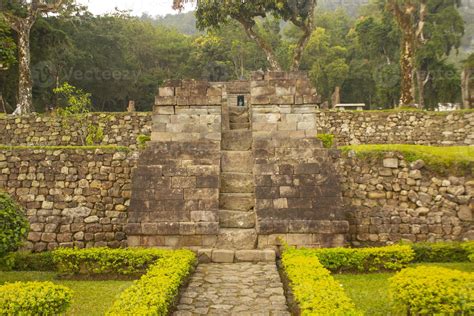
[
  {"left": 304, "top": 27, "right": 349, "bottom": 104},
  {"left": 1, "top": 0, "right": 71, "bottom": 114},
  {"left": 0, "top": 16, "right": 16, "bottom": 113},
  {"left": 386, "top": 0, "right": 428, "bottom": 107},
  {"left": 175, "top": 0, "right": 317, "bottom": 71},
  {"left": 413, "top": 0, "right": 463, "bottom": 108},
  {"left": 462, "top": 53, "right": 474, "bottom": 109}
]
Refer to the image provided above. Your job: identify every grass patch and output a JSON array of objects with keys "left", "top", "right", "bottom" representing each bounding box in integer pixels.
[
  {"left": 0, "top": 271, "right": 133, "bottom": 316},
  {"left": 334, "top": 262, "right": 474, "bottom": 316},
  {"left": 340, "top": 144, "right": 474, "bottom": 176},
  {"left": 0, "top": 145, "right": 131, "bottom": 152}
]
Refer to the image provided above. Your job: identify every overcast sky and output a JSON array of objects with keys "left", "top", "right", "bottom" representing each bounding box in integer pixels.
[{"left": 77, "top": 0, "right": 195, "bottom": 17}]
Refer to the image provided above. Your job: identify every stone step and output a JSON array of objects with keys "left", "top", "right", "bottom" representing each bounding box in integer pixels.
[
  {"left": 219, "top": 210, "right": 255, "bottom": 228},
  {"left": 222, "top": 130, "right": 252, "bottom": 151},
  {"left": 221, "top": 151, "right": 253, "bottom": 173},
  {"left": 197, "top": 249, "right": 276, "bottom": 263},
  {"left": 228, "top": 105, "right": 249, "bottom": 113},
  {"left": 219, "top": 193, "right": 255, "bottom": 211},
  {"left": 221, "top": 173, "right": 254, "bottom": 193},
  {"left": 230, "top": 123, "right": 251, "bottom": 130},
  {"left": 216, "top": 228, "right": 258, "bottom": 250},
  {"left": 229, "top": 115, "right": 250, "bottom": 124}
]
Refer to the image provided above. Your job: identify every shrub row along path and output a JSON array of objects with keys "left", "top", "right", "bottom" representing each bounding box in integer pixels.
[{"left": 174, "top": 263, "right": 290, "bottom": 315}]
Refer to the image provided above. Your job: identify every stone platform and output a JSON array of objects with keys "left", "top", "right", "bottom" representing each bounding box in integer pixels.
[
  {"left": 174, "top": 263, "right": 290, "bottom": 316},
  {"left": 197, "top": 249, "right": 276, "bottom": 263}
]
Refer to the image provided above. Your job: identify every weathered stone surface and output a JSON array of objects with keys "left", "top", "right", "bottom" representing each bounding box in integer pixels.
[
  {"left": 219, "top": 193, "right": 255, "bottom": 211},
  {"left": 219, "top": 210, "right": 255, "bottom": 229},
  {"left": 338, "top": 151, "right": 472, "bottom": 245},
  {"left": 216, "top": 229, "right": 258, "bottom": 250},
  {"left": 221, "top": 151, "right": 253, "bottom": 173},
  {"left": 383, "top": 158, "right": 399, "bottom": 169},
  {"left": 62, "top": 207, "right": 91, "bottom": 218},
  {"left": 235, "top": 249, "right": 276, "bottom": 262},
  {"left": 221, "top": 173, "right": 254, "bottom": 193},
  {"left": 458, "top": 206, "right": 472, "bottom": 221},
  {"left": 174, "top": 263, "right": 289, "bottom": 315},
  {"left": 211, "top": 249, "right": 234, "bottom": 263}
]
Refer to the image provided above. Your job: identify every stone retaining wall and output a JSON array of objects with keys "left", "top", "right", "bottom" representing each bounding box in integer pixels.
[
  {"left": 337, "top": 152, "right": 473, "bottom": 245},
  {"left": 1, "top": 110, "right": 472, "bottom": 147},
  {"left": 0, "top": 148, "right": 138, "bottom": 251},
  {"left": 0, "top": 113, "right": 151, "bottom": 147},
  {"left": 317, "top": 111, "right": 474, "bottom": 146}
]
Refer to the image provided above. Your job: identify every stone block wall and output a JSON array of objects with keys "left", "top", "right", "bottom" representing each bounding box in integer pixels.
[
  {"left": 126, "top": 141, "right": 221, "bottom": 248},
  {"left": 0, "top": 113, "right": 151, "bottom": 147},
  {"left": 337, "top": 152, "right": 473, "bottom": 245},
  {"left": 0, "top": 148, "right": 137, "bottom": 251},
  {"left": 254, "top": 136, "right": 349, "bottom": 248},
  {"left": 126, "top": 80, "right": 223, "bottom": 248},
  {"left": 316, "top": 111, "right": 474, "bottom": 146}
]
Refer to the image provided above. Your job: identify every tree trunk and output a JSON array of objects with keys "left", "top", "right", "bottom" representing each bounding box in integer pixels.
[
  {"left": 291, "top": 25, "right": 312, "bottom": 71},
  {"left": 399, "top": 32, "right": 416, "bottom": 107},
  {"left": 416, "top": 69, "right": 427, "bottom": 109},
  {"left": 331, "top": 86, "right": 341, "bottom": 108},
  {"left": 461, "top": 68, "right": 470, "bottom": 109},
  {"left": 238, "top": 19, "right": 282, "bottom": 71},
  {"left": 13, "top": 21, "right": 34, "bottom": 115}
]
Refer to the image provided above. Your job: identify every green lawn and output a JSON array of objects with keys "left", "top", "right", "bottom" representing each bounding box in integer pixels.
[
  {"left": 0, "top": 271, "right": 133, "bottom": 316},
  {"left": 334, "top": 262, "right": 474, "bottom": 316}
]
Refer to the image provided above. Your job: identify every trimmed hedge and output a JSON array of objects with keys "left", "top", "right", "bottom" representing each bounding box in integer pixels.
[
  {"left": 300, "top": 245, "right": 414, "bottom": 273},
  {"left": 411, "top": 241, "right": 474, "bottom": 263},
  {"left": 0, "top": 281, "right": 73, "bottom": 315},
  {"left": 53, "top": 247, "right": 176, "bottom": 276},
  {"left": 281, "top": 247, "right": 359, "bottom": 315},
  {"left": 0, "top": 251, "right": 56, "bottom": 271},
  {"left": 107, "top": 249, "right": 196, "bottom": 316},
  {"left": 389, "top": 266, "right": 474, "bottom": 315}
]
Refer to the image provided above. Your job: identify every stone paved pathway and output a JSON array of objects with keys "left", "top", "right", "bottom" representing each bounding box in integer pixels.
[{"left": 174, "top": 263, "right": 290, "bottom": 316}]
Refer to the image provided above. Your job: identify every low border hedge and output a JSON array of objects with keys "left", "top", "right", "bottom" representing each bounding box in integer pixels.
[
  {"left": 0, "top": 251, "right": 56, "bottom": 271},
  {"left": 53, "top": 247, "right": 175, "bottom": 276},
  {"left": 389, "top": 266, "right": 474, "bottom": 315},
  {"left": 299, "top": 245, "right": 414, "bottom": 273},
  {"left": 411, "top": 241, "right": 474, "bottom": 263},
  {"left": 107, "top": 249, "right": 196, "bottom": 315},
  {"left": 0, "top": 281, "right": 73, "bottom": 315},
  {"left": 281, "top": 247, "right": 359, "bottom": 315}
]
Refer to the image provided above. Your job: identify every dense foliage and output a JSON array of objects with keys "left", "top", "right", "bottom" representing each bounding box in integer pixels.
[
  {"left": 53, "top": 247, "right": 177, "bottom": 276},
  {"left": 0, "top": 192, "right": 28, "bottom": 258},
  {"left": 0, "top": 2, "right": 470, "bottom": 112},
  {"left": 293, "top": 245, "right": 414, "bottom": 273},
  {"left": 389, "top": 266, "right": 474, "bottom": 314},
  {"left": 281, "top": 247, "right": 359, "bottom": 315},
  {"left": 0, "top": 281, "right": 73, "bottom": 315},
  {"left": 107, "top": 249, "right": 196, "bottom": 316},
  {"left": 411, "top": 241, "right": 474, "bottom": 263}
]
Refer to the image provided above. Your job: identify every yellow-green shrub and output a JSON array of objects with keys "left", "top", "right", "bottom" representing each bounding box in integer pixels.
[
  {"left": 107, "top": 249, "right": 196, "bottom": 316},
  {"left": 0, "top": 281, "right": 73, "bottom": 315},
  {"left": 281, "top": 247, "right": 359, "bottom": 315},
  {"left": 301, "top": 245, "right": 414, "bottom": 273},
  {"left": 53, "top": 247, "right": 175, "bottom": 276},
  {"left": 389, "top": 266, "right": 474, "bottom": 315}
]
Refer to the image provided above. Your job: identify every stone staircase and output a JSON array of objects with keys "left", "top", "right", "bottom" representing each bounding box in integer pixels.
[
  {"left": 217, "top": 105, "right": 257, "bottom": 249},
  {"left": 229, "top": 105, "right": 251, "bottom": 130}
]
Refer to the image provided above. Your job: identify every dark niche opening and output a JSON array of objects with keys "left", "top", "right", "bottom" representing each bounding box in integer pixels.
[{"left": 237, "top": 95, "right": 245, "bottom": 107}]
